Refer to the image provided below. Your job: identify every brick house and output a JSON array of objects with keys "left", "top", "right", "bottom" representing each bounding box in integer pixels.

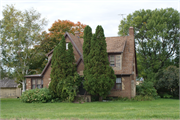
[{"left": 25, "top": 27, "right": 137, "bottom": 98}]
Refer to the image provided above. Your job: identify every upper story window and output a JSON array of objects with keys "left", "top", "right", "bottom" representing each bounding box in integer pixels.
[
  {"left": 109, "top": 54, "right": 121, "bottom": 70},
  {"left": 32, "top": 79, "right": 43, "bottom": 89},
  {"left": 110, "top": 55, "right": 115, "bottom": 66},
  {"left": 66, "top": 43, "right": 69, "bottom": 50}
]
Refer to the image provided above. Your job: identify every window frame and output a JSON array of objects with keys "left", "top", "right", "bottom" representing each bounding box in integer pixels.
[
  {"left": 112, "top": 76, "right": 122, "bottom": 90},
  {"left": 109, "top": 55, "right": 116, "bottom": 67},
  {"left": 31, "top": 78, "right": 43, "bottom": 89}
]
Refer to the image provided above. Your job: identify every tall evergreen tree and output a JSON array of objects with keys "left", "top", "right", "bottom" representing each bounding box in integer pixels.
[
  {"left": 51, "top": 39, "right": 80, "bottom": 101},
  {"left": 83, "top": 25, "right": 116, "bottom": 100},
  {"left": 83, "top": 25, "right": 92, "bottom": 89},
  {"left": 83, "top": 25, "right": 92, "bottom": 71},
  {"left": 66, "top": 43, "right": 76, "bottom": 76},
  {"left": 49, "top": 36, "right": 66, "bottom": 98}
]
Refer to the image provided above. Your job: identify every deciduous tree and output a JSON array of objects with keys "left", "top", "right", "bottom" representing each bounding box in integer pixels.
[
  {"left": 40, "top": 20, "right": 86, "bottom": 54},
  {"left": 0, "top": 5, "right": 47, "bottom": 90},
  {"left": 155, "top": 66, "right": 179, "bottom": 98},
  {"left": 118, "top": 8, "right": 179, "bottom": 80}
]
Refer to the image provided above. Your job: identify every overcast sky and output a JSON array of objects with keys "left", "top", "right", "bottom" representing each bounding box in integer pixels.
[{"left": 0, "top": 0, "right": 179, "bottom": 37}]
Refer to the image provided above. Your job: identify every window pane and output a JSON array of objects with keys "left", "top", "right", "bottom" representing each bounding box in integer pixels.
[
  {"left": 41, "top": 80, "right": 43, "bottom": 84},
  {"left": 37, "top": 79, "right": 41, "bottom": 84},
  {"left": 116, "top": 78, "right": 121, "bottom": 83},
  {"left": 110, "top": 55, "right": 114, "bottom": 61},
  {"left": 32, "top": 85, "right": 35, "bottom": 89},
  {"left": 116, "top": 83, "right": 121, "bottom": 89},
  {"left": 110, "top": 55, "right": 115, "bottom": 66},
  {"left": 110, "top": 61, "right": 115, "bottom": 66},
  {"left": 32, "top": 79, "right": 36, "bottom": 84},
  {"left": 37, "top": 85, "right": 41, "bottom": 89},
  {"left": 66, "top": 43, "right": 69, "bottom": 49}
]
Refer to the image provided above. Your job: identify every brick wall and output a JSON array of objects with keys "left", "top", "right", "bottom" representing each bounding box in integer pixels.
[
  {"left": 77, "top": 60, "right": 84, "bottom": 75},
  {"left": 26, "top": 78, "right": 31, "bottom": 90},
  {"left": 108, "top": 76, "right": 131, "bottom": 98},
  {"left": 43, "top": 64, "right": 51, "bottom": 88}
]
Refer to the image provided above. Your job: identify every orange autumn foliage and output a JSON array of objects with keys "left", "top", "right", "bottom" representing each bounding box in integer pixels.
[{"left": 48, "top": 20, "right": 86, "bottom": 40}]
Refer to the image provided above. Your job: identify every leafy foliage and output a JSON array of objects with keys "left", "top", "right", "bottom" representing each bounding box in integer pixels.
[
  {"left": 49, "top": 36, "right": 81, "bottom": 102},
  {"left": 66, "top": 43, "right": 76, "bottom": 76},
  {"left": 118, "top": 8, "right": 179, "bottom": 80},
  {"left": 20, "top": 88, "right": 52, "bottom": 103},
  {"left": 39, "top": 20, "right": 86, "bottom": 54},
  {"left": 136, "top": 81, "right": 158, "bottom": 98},
  {"left": 49, "top": 36, "right": 66, "bottom": 98},
  {"left": 155, "top": 66, "right": 179, "bottom": 98},
  {"left": 0, "top": 5, "right": 47, "bottom": 89},
  {"left": 83, "top": 25, "right": 92, "bottom": 72},
  {"left": 83, "top": 25, "right": 116, "bottom": 99},
  {"left": 59, "top": 73, "right": 82, "bottom": 102}
]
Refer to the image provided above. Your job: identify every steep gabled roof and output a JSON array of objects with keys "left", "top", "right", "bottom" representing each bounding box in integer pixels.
[
  {"left": 25, "top": 32, "right": 83, "bottom": 78},
  {"left": 66, "top": 33, "right": 83, "bottom": 58},
  {"left": 25, "top": 29, "right": 137, "bottom": 77},
  {"left": 105, "top": 36, "right": 127, "bottom": 53},
  {"left": 46, "top": 32, "right": 84, "bottom": 58}
]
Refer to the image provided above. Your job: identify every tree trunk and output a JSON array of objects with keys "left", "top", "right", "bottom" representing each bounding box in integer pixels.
[
  {"left": 99, "top": 96, "right": 103, "bottom": 101},
  {"left": 22, "top": 80, "right": 25, "bottom": 92}
]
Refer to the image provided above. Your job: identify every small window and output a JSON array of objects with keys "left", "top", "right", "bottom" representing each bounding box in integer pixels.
[
  {"left": 31, "top": 79, "right": 43, "bottom": 89},
  {"left": 112, "top": 77, "right": 122, "bottom": 90},
  {"left": 66, "top": 43, "right": 69, "bottom": 50},
  {"left": 110, "top": 55, "right": 115, "bottom": 66},
  {"left": 116, "top": 77, "right": 121, "bottom": 89}
]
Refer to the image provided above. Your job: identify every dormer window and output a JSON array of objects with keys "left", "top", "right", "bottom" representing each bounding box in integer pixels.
[{"left": 66, "top": 43, "right": 69, "bottom": 50}]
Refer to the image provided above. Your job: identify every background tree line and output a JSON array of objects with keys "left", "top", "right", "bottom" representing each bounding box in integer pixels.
[
  {"left": 0, "top": 5, "right": 86, "bottom": 90},
  {"left": 118, "top": 8, "right": 179, "bottom": 98},
  {"left": 1, "top": 5, "right": 179, "bottom": 98}
]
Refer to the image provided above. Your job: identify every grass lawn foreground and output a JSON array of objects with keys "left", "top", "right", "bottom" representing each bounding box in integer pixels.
[{"left": 0, "top": 98, "right": 179, "bottom": 119}]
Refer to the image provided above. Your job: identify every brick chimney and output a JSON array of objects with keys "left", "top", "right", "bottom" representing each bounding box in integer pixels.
[
  {"left": 129, "top": 26, "right": 134, "bottom": 36},
  {"left": 75, "top": 31, "right": 80, "bottom": 38}
]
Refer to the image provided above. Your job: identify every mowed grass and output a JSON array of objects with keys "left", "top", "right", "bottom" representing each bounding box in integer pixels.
[{"left": 0, "top": 98, "right": 179, "bottom": 120}]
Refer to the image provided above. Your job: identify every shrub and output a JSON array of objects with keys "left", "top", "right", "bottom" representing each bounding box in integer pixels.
[
  {"left": 112, "top": 95, "right": 154, "bottom": 101},
  {"left": 91, "top": 95, "right": 100, "bottom": 102},
  {"left": 131, "top": 95, "right": 154, "bottom": 101},
  {"left": 20, "top": 88, "right": 52, "bottom": 103},
  {"left": 155, "top": 66, "right": 179, "bottom": 98},
  {"left": 57, "top": 73, "right": 82, "bottom": 102},
  {"left": 136, "top": 81, "right": 158, "bottom": 98},
  {"left": 163, "top": 93, "right": 173, "bottom": 98}
]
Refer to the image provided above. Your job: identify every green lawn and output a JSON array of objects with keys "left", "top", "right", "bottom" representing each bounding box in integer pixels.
[{"left": 0, "top": 98, "right": 179, "bottom": 120}]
